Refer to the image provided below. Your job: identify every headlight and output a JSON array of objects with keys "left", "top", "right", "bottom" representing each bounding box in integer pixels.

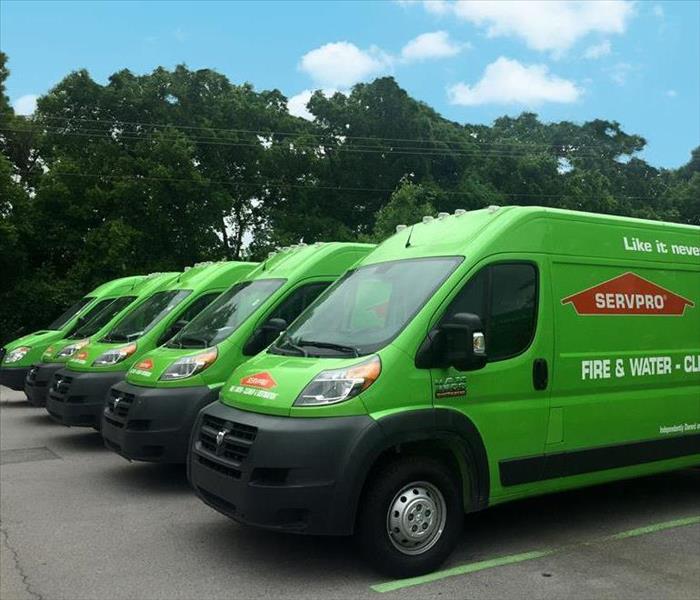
[
  {"left": 160, "top": 348, "right": 218, "bottom": 381},
  {"left": 294, "top": 355, "right": 381, "bottom": 406},
  {"left": 92, "top": 343, "right": 137, "bottom": 366},
  {"left": 4, "top": 346, "right": 31, "bottom": 364},
  {"left": 56, "top": 339, "right": 90, "bottom": 359}
]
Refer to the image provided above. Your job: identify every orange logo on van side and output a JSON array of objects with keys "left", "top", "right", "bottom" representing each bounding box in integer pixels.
[{"left": 562, "top": 272, "right": 694, "bottom": 316}]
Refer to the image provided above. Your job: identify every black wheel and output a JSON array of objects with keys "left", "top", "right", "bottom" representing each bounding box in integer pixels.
[{"left": 356, "top": 455, "right": 464, "bottom": 577}]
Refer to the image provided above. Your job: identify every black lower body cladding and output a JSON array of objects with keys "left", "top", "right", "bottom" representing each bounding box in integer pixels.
[
  {"left": 24, "top": 363, "right": 63, "bottom": 406},
  {"left": 101, "top": 381, "right": 219, "bottom": 463},
  {"left": 45, "top": 368, "right": 125, "bottom": 427},
  {"left": 188, "top": 402, "right": 382, "bottom": 536},
  {"left": 0, "top": 366, "right": 30, "bottom": 392}
]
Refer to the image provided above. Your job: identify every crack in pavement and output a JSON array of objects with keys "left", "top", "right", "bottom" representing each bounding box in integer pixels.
[{"left": 1, "top": 525, "right": 44, "bottom": 600}]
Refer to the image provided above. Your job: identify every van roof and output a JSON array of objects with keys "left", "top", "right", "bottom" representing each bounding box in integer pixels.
[
  {"left": 169, "top": 261, "right": 258, "bottom": 290},
  {"left": 86, "top": 275, "right": 147, "bottom": 298},
  {"left": 129, "top": 272, "right": 181, "bottom": 297},
  {"left": 247, "top": 242, "right": 376, "bottom": 280},
  {"left": 366, "top": 206, "right": 699, "bottom": 267}
]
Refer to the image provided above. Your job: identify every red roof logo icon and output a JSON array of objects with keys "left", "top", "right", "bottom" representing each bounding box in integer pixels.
[
  {"left": 562, "top": 272, "right": 694, "bottom": 316},
  {"left": 240, "top": 371, "right": 277, "bottom": 389}
]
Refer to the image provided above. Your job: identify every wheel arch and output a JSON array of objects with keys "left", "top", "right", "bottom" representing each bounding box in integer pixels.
[{"left": 335, "top": 408, "right": 490, "bottom": 534}]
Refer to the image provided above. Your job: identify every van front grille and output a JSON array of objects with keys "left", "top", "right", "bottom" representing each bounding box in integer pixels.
[{"left": 196, "top": 415, "right": 257, "bottom": 470}]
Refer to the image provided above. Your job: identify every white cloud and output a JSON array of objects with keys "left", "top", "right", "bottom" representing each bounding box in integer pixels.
[
  {"left": 423, "top": 0, "right": 451, "bottom": 15},
  {"left": 666, "top": 89, "right": 677, "bottom": 98},
  {"left": 412, "top": 0, "right": 635, "bottom": 55},
  {"left": 606, "top": 61, "right": 634, "bottom": 85},
  {"left": 299, "top": 42, "right": 392, "bottom": 88},
  {"left": 288, "top": 90, "right": 316, "bottom": 121},
  {"left": 583, "top": 40, "right": 612, "bottom": 59},
  {"left": 447, "top": 57, "right": 581, "bottom": 106},
  {"left": 13, "top": 94, "right": 38, "bottom": 115},
  {"left": 287, "top": 89, "right": 340, "bottom": 121},
  {"left": 401, "top": 31, "right": 466, "bottom": 61}
]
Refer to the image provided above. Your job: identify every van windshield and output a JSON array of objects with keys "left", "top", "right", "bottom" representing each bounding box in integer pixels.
[
  {"left": 271, "top": 257, "right": 462, "bottom": 357},
  {"left": 70, "top": 296, "right": 136, "bottom": 339},
  {"left": 103, "top": 290, "right": 191, "bottom": 342},
  {"left": 168, "top": 279, "right": 285, "bottom": 348},
  {"left": 48, "top": 297, "right": 94, "bottom": 330}
]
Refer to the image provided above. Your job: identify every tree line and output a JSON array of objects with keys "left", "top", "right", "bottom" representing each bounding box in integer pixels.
[{"left": 1, "top": 52, "right": 698, "bottom": 344}]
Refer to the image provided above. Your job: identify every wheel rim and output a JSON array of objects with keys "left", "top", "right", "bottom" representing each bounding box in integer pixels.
[{"left": 386, "top": 480, "right": 447, "bottom": 556}]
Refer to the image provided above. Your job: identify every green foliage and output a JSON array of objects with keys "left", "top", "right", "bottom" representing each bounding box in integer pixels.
[
  {"left": 368, "top": 179, "right": 438, "bottom": 242},
  {"left": 0, "top": 59, "right": 697, "bottom": 345}
]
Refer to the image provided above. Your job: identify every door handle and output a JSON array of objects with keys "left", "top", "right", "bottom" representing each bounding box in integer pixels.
[{"left": 533, "top": 358, "right": 549, "bottom": 391}]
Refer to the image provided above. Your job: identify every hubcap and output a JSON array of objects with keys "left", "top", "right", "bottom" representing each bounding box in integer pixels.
[{"left": 386, "top": 481, "right": 447, "bottom": 555}]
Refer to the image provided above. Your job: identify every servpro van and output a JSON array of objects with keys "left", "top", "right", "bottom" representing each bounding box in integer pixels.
[
  {"left": 0, "top": 276, "right": 146, "bottom": 392},
  {"left": 46, "top": 261, "right": 255, "bottom": 428},
  {"left": 188, "top": 206, "right": 700, "bottom": 577},
  {"left": 102, "top": 242, "right": 374, "bottom": 463},
  {"left": 24, "top": 273, "right": 178, "bottom": 407}
]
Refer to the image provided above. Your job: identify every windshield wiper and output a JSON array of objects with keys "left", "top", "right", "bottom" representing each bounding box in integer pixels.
[
  {"left": 275, "top": 336, "right": 308, "bottom": 357},
  {"left": 296, "top": 339, "right": 359, "bottom": 357},
  {"left": 103, "top": 333, "right": 129, "bottom": 342},
  {"left": 176, "top": 335, "right": 209, "bottom": 348}
]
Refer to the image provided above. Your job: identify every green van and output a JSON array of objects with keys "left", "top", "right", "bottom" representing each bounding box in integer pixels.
[
  {"left": 1, "top": 275, "right": 146, "bottom": 392},
  {"left": 102, "top": 242, "right": 374, "bottom": 463},
  {"left": 188, "top": 206, "right": 700, "bottom": 577},
  {"left": 45, "top": 261, "right": 255, "bottom": 428},
  {"left": 24, "top": 272, "right": 178, "bottom": 407}
]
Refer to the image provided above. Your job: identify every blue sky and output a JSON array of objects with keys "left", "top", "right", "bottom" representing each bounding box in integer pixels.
[{"left": 2, "top": 0, "right": 698, "bottom": 168}]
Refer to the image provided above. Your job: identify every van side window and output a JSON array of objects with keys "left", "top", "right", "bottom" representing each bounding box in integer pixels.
[
  {"left": 440, "top": 263, "right": 538, "bottom": 362},
  {"left": 265, "top": 283, "right": 330, "bottom": 326},
  {"left": 178, "top": 292, "right": 221, "bottom": 324}
]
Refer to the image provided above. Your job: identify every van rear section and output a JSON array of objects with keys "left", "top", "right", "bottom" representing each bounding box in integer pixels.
[{"left": 188, "top": 206, "right": 699, "bottom": 577}]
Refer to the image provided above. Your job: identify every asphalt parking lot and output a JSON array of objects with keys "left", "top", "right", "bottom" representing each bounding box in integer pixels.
[{"left": 1, "top": 385, "right": 699, "bottom": 600}]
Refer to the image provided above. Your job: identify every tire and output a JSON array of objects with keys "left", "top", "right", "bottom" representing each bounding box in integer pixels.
[{"left": 356, "top": 455, "right": 464, "bottom": 577}]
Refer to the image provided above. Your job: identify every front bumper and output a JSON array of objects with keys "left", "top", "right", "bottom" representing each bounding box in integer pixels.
[
  {"left": 101, "top": 381, "right": 219, "bottom": 463},
  {"left": 46, "top": 369, "right": 125, "bottom": 428},
  {"left": 0, "top": 366, "right": 30, "bottom": 392},
  {"left": 188, "top": 402, "right": 380, "bottom": 536},
  {"left": 25, "top": 363, "right": 63, "bottom": 406}
]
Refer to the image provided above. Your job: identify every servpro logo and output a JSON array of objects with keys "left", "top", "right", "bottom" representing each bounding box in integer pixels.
[
  {"left": 240, "top": 371, "right": 277, "bottom": 389},
  {"left": 135, "top": 358, "right": 153, "bottom": 370},
  {"left": 562, "top": 272, "right": 694, "bottom": 316}
]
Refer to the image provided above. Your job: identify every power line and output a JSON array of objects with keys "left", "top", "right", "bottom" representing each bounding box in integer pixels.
[
  {"left": 28, "top": 115, "right": 634, "bottom": 153},
  {"left": 0, "top": 125, "right": 617, "bottom": 160},
  {"left": 44, "top": 170, "right": 666, "bottom": 202}
]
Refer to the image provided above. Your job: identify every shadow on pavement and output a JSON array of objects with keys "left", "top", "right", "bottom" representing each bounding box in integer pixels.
[
  {"left": 184, "top": 468, "right": 700, "bottom": 584},
  {"left": 100, "top": 461, "right": 193, "bottom": 495}
]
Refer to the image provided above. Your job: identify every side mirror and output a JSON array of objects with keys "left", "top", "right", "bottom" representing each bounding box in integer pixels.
[
  {"left": 416, "top": 312, "right": 487, "bottom": 371},
  {"left": 243, "top": 317, "right": 288, "bottom": 356}
]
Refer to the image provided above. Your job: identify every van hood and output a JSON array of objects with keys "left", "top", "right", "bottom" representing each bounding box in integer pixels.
[
  {"left": 2, "top": 330, "right": 65, "bottom": 368},
  {"left": 125, "top": 346, "right": 211, "bottom": 387},
  {"left": 219, "top": 351, "right": 370, "bottom": 417},
  {"left": 41, "top": 337, "right": 92, "bottom": 364},
  {"left": 66, "top": 340, "right": 138, "bottom": 373}
]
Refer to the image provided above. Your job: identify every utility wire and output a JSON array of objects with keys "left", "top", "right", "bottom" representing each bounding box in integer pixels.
[
  {"left": 26, "top": 115, "right": 635, "bottom": 153},
  {"left": 0, "top": 126, "right": 621, "bottom": 160},
  {"left": 44, "top": 170, "right": 666, "bottom": 202}
]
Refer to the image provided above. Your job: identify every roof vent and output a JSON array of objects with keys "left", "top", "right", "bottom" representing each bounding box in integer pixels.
[
  {"left": 438, "top": 212, "right": 449, "bottom": 220},
  {"left": 487, "top": 205, "right": 500, "bottom": 214},
  {"left": 454, "top": 209, "right": 466, "bottom": 216},
  {"left": 422, "top": 216, "right": 434, "bottom": 224},
  {"left": 396, "top": 224, "right": 407, "bottom": 233}
]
